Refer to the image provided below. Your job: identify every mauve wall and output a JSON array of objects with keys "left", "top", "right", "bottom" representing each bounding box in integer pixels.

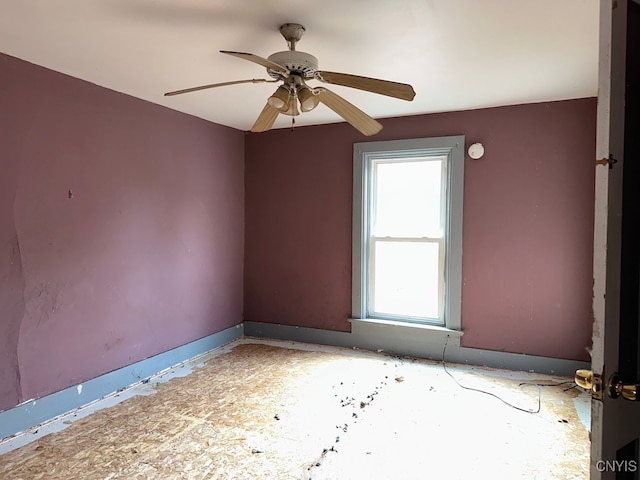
[
  {"left": 245, "top": 98, "right": 596, "bottom": 361},
  {"left": 0, "top": 54, "right": 245, "bottom": 412}
]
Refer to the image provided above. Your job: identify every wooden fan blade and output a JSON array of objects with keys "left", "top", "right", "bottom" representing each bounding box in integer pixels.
[
  {"left": 315, "top": 71, "right": 415, "bottom": 101},
  {"left": 251, "top": 103, "right": 280, "bottom": 133},
  {"left": 164, "top": 78, "right": 276, "bottom": 97},
  {"left": 315, "top": 88, "right": 382, "bottom": 136},
  {"left": 220, "top": 51, "right": 289, "bottom": 77}
]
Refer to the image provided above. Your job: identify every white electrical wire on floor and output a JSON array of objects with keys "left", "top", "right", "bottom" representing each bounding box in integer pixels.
[{"left": 441, "top": 340, "right": 575, "bottom": 414}]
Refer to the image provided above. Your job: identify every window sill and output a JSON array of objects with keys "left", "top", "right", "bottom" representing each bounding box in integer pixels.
[{"left": 348, "top": 317, "right": 463, "bottom": 347}]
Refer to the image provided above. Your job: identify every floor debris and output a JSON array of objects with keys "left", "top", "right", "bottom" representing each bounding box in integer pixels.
[{"left": 0, "top": 340, "right": 590, "bottom": 480}]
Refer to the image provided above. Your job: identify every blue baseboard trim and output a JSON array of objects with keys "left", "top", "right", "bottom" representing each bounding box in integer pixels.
[
  {"left": 0, "top": 324, "right": 243, "bottom": 441},
  {"left": 1, "top": 320, "right": 589, "bottom": 443},
  {"left": 244, "top": 321, "right": 589, "bottom": 377}
]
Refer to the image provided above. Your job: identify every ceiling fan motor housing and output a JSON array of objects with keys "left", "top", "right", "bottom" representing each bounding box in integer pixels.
[{"left": 267, "top": 51, "right": 318, "bottom": 79}]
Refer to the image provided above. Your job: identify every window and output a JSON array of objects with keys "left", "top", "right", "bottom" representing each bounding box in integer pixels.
[{"left": 352, "top": 136, "right": 464, "bottom": 329}]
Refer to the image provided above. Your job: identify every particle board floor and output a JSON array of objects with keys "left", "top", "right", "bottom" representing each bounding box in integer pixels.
[{"left": 0, "top": 339, "right": 590, "bottom": 480}]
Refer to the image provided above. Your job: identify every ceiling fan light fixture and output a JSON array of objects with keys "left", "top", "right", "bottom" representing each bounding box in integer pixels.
[
  {"left": 282, "top": 94, "right": 300, "bottom": 116},
  {"left": 267, "top": 86, "right": 290, "bottom": 111},
  {"left": 297, "top": 85, "right": 319, "bottom": 112}
]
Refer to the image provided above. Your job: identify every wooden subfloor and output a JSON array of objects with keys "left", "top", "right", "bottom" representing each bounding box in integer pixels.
[{"left": 0, "top": 340, "right": 590, "bottom": 479}]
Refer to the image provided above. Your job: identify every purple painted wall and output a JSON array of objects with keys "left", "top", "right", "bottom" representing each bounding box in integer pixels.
[
  {"left": 0, "top": 51, "right": 595, "bottom": 416},
  {"left": 0, "top": 54, "right": 245, "bottom": 412},
  {"left": 245, "top": 99, "right": 596, "bottom": 361}
]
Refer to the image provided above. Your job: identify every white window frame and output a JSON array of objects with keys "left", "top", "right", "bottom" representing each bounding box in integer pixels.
[{"left": 352, "top": 136, "right": 464, "bottom": 330}]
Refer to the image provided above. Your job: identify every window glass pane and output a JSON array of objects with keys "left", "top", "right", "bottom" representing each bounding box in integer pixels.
[
  {"left": 371, "top": 241, "right": 440, "bottom": 319},
  {"left": 373, "top": 159, "right": 443, "bottom": 238}
]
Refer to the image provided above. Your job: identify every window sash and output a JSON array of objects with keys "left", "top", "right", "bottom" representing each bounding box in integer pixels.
[
  {"left": 367, "top": 156, "right": 447, "bottom": 325},
  {"left": 367, "top": 236, "right": 446, "bottom": 324},
  {"left": 370, "top": 156, "right": 446, "bottom": 239}
]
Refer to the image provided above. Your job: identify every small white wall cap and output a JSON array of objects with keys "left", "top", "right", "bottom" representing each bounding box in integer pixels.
[{"left": 468, "top": 143, "right": 485, "bottom": 159}]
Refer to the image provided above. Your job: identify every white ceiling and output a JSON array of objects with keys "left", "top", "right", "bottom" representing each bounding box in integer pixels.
[{"left": 0, "top": 0, "right": 599, "bottom": 132}]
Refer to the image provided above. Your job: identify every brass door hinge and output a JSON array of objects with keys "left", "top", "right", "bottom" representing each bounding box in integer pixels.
[{"left": 596, "top": 155, "right": 618, "bottom": 169}]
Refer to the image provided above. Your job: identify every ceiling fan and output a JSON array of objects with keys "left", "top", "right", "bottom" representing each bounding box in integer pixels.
[{"left": 164, "top": 23, "right": 416, "bottom": 136}]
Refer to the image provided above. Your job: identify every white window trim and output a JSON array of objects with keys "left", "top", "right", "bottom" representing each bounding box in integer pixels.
[{"left": 352, "top": 136, "right": 465, "bottom": 332}]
